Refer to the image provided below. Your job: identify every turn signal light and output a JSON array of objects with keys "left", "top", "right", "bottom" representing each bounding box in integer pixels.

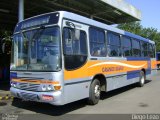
[{"left": 54, "top": 85, "right": 61, "bottom": 90}]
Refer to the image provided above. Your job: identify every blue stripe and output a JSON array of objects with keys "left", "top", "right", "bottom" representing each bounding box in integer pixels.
[
  {"left": 124, "top": 31, "right": 151, "bottom": 43},
  {"left": 146, "top": 69, "right": 151, "bottom": 75},
  {"left": 127, "top": 70, "right": 140, "bottom": 80},
  {"left": 10, "top": 72, "right": 17, "bottom": 80},
  {"left": 127, "top": 57, "right": 150, "bottom": 61},
  {"left": 126, "top": 57, "right": 151, "bottom": 79}
]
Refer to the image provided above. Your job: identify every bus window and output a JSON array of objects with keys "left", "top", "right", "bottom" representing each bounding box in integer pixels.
[
  {"left": 132, "top": 39, "right": 141, "bottom": 57},
  {"left": 121, "top": 36, "right": 132, "bottom": 57},
  {"left": 148, "top": 43, "right": 155, "bottom": 58},
  {"left": 63, "top": 27, "right": 87, "bottom": 70},
  {"left": 107, "top": 32, "right": 121, "bottom": 57},
  {"left": 89, "top": 27, "right": 106, "bottom": 57},
  {"left": 63, "top": 28, "right": 73, "bottom": 55},
  {"left": 141, "top": 41, "right": 148, "bottom": 57},
  {"left": 152, "top": 44, "right": 156, "bottom": 58},
  {"left": 11, "top": 27, "right": 61, "bottom": 71}
]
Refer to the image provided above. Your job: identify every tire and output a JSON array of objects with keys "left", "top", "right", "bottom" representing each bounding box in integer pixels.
[
  {"left": 158, "top": 65, "right": 160, "bottom": 69},
  {"left": 13, "top": 97, "right": 23, "bottom": 102},
  {"left": 88, "top": 79, "right": 101, "bottom": 105},
  {"left": 138, "top": 71, "right": 145, "bottom": 87},
  {"left": 12, "top": 97, "right": 23, "bottom": 104}
]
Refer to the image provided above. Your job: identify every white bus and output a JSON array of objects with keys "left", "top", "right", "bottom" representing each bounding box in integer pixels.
[{"left": 10, "top": 11, "right": 157, "bottom": 105}]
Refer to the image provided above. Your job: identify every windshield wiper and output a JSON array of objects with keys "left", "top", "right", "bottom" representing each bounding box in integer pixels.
[
  {"left": 20, "top": 26, "right": 45, "bottom": 70},
  {"left": 31, "top": 26, "right": 45, "bottom": 42},
  {"left": 21, "top": 25, "right": 45, "bottom": 42},
  {"left": 21, "top": 30, "right": 27, "bottom": 41}
]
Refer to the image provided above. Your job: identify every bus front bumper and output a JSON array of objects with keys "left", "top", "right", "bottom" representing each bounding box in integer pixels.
[{"left": 10, "top": 87, "right": 64, "bottom": 105}]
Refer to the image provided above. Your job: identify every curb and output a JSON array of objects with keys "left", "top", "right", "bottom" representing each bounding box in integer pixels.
[{"left": 0, "top": 95, "right": 14, "bottom": 100}]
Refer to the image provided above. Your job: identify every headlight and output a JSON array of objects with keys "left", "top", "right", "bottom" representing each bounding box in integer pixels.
[
  {"left": 13, "top": 83, "right": 16, "bottom": 87},
  {"left": 41, "top": 84, "right": 54, "bottom": 91},
  {"left": 11, "top": 82, "right": 17, "bottom": 88},
  {"left": 10, "top": 82, "right": 13, "bottom": 87},
  {"left": 42, "top": 85, "right": 47, "bottom": 91},
  {"left": 47, "top": 85, "right": 53, "bottom": 91}
]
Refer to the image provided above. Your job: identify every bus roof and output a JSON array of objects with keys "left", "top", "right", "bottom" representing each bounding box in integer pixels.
[
  {"left": 61, "top": 11, "right": 155, "bottom": 44},
  {"left": 15, "top": 11, "right": 155, "bottom": 44}
]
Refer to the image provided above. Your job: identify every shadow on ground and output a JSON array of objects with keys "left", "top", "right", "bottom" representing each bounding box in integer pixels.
[
  {"left": 12, "top": 98, "right": 87, "bottom": 116},
  {"left": 11, "top": 80, "right": 152, "bottom": 116},
  {"left": 101, "top": 80, "right": 151, "bottom": 100}
]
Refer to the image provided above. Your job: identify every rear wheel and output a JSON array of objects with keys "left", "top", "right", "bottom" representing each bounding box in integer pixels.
[
  {"left": 158, "top": 64, "right": 160, "bottom": 69},
  {"left": 88, "top": 79, "right": 101, "bottom": 105},
  {"left": 138, "top": 71, "right": 145, "bottom": 87}
]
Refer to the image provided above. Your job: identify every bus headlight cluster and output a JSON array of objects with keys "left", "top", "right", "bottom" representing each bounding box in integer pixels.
[
  {"left": 41, "top": 84, "right": 54, "bottom": 91},
  {"left": 41, "top": 84, "right": 62, "bottom": 91},
  {"left": 11, "top": 82, "right": 17, "bottom": 88}
]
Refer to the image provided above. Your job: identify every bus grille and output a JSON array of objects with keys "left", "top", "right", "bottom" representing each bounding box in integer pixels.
[
  {"left": 20, "top": 92, "right": 38, "bottom": 100},
  {"left": 18, "top": 83, "right": 40, "bottom": 91}
]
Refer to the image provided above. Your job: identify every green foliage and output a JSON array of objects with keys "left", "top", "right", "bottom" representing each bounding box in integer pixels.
[
  {"left": 0, "top": 30, "right": 12, "bottom": 55},
  {"left": 117, "top": 22, "right": 160, "bottom": 52},
  {"left": 0, "top": 30, "right": 12, "bottom": 39}
]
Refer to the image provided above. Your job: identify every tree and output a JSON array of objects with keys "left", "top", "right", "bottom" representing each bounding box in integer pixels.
[
  {"left": 117, "top": 22, "right": 160, "bottom": 52},
  {"left": 0, "top": 30, "right": 12, "bottom": 39},
  {"left": 118, "top": 22, "right": 143, "bottom": 36}
]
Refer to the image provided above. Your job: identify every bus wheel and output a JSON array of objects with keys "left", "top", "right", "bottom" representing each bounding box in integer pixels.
[
  {"left": 88, "top": 79, "right": 101, "bottom": 105},
  {"left": 138, "top": 71, "right": 145, "bottom": 87},
  {"left": 158, "top": 65, "right": 160, "bottom": 69}
]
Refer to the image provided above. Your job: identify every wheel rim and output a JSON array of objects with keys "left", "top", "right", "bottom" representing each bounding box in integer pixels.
[
  {"left": 141, "top": 74, "right": 145, "bottom": 84},
  {"left": 94, "top": 85, "right": 100, "bottom": 98}
]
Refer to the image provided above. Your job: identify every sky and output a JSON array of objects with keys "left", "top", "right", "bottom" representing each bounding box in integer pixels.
[{"left": 125, "top": 0, "right": 160, "bottom": 32}]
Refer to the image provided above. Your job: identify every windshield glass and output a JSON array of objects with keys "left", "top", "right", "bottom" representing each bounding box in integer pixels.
[{"left": 11, "top": 27, "right": 61, "bottom": 71}]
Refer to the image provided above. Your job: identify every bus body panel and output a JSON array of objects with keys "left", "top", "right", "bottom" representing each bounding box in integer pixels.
[
  {"left": 10, "top": 71, "right": 66, "bottom": 105},
  {"left": 10, "top": 11, "right": 157, "bottom": 105},
  {"left": 151, "top": 58, "right": 157, "bottom": 75}
]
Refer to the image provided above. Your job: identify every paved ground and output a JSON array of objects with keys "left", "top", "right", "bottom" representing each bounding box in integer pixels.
[{"left": 0, "top": 70, "right": 160, "bottom": 120}]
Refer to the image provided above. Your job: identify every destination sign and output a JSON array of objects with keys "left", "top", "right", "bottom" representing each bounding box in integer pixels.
[{"left": 14, "top": 13, "right": 59, "bottom": 32}]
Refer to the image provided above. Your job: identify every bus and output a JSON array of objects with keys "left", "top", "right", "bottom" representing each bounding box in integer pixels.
[
  {"left": 156, "top": 52, "right": 160, "bottom": 68},
  {"left": 10, "top": 11, "right": 157, "bottom": 105}
]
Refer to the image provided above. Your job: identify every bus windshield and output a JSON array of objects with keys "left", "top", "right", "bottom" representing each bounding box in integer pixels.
[{"left": 11, "top": 26, "right": 61, "bottom": 71}]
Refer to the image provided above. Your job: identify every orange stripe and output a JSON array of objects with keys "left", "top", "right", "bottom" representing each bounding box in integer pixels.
[
  {"left": 64, "top": 60, "right": 150, "bottom": 80},
  {"left": 11, "top": 78, "right": 59, "bottom": 85},
  {"left": 12, "top": 60, "right": 156, "bottom": 82},
  {"left": 151, "top": 60, "right": 157, "bottom": 69},
  {"left": 157, "top": 61, "right": 160, "bottom": 64}
]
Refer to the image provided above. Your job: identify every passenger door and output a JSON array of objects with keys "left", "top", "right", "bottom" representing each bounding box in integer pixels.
[{"left": 62, "top": 20, "right": 89, "bottom": 81}]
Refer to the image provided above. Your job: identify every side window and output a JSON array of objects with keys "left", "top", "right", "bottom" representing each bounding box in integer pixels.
[
  {"left": 89, "top": 27, "right": 106, "bottom": 57},
  {"left": 63, "top": 28, "right": 87, "bottom": 55},
  {"left": 132, "top": 39, "right": 141, "bottom": 57},
  {"left": 148, "top": 43, "right": 155, "bottom": 58},
  {"left": 107, "top": 32, "right": 121, "bottom": 57},
  {"left": 152, "top": 44, "right": 156, "bottom": 58},
  {"left": 121, "top": 36, "right": 132, "bottom": 57},
  {"left": 63, "top": 28, "right": 73, "bottom": 54},
  {"left": 141, "top": 41, "right": 148, "bottom": 57},
  {"left": 63, "top": 27, "right": 87, "bottom": 70}
]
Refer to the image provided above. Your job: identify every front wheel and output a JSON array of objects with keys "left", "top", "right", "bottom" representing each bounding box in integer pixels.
[
  {"left": 138, "top": 71, "right": 145, "bottom": 87},
  {"left": 88, "top": 79, "right": 101, "bottom": 105}
]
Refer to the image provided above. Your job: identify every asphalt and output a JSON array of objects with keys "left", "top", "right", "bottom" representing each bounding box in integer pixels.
[
  {"left": 0, "top": 82, "right": 13, "bottom": 100},
  {"left": 0, "top": 70, "right": 160, "bottom": 120}
]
